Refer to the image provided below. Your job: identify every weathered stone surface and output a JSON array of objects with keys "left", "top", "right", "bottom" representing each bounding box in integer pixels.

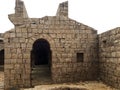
[
  {"left": 4, "top": 0, "right": 98, "bottom": 89},
  {"left": 99, "top": 27, "right": 120, "bottom": 89},
  {"left": 3, "top": 0, "right": 120, "bottom": 90},
  {"left": 0, "top": 33, "right": 4, "bottom": 65}
]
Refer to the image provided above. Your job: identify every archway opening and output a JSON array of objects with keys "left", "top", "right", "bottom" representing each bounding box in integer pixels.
[
  {"left": 31, "top": 39, "right": 52, "bottom": 86},
  {"left": 32, "top": 39, "right": 51, "bottom": 66}
]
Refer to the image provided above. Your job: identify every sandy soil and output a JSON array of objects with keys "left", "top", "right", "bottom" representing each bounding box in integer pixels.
[{"left": 22, "top": 81, "right": 118, "bottom": 90}]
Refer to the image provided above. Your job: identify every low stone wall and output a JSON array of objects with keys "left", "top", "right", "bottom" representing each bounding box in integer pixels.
[{"left": 99, "top": 27, "right": 120, "bottom": 89}]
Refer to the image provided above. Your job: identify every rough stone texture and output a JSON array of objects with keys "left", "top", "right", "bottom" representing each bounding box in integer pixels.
[
  {"left": 99, "top": 27, "right": 120, "bottom": 89},
  {"left": 0, "top": 34, "right": 4, "bottom": 65},
  {"left": 0, "top": 71, "right": 4, "bottom": 90},
  {"left": 4, "top": 0, "right": 120, "bottom": 90},
  {"left": 0, "top": 33, "right": 4, "bottom": 51},
  {"left": 4, "top": 0, "right": 98, "bottom": 89}
]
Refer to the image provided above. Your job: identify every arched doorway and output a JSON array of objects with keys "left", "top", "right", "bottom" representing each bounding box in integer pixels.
[
  {"left": 31, "top": 39, "right": 51, "bottom": 66},
  {"left": 31, "top": 39, "right": 52, "bottom": 86}
]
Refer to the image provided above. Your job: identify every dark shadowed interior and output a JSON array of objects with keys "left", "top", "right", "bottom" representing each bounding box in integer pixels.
[
  {"left": 31, "top": 39, "right": 51, "bottom": 66},
  {"left": 31, "top": 39, "right": 52, "bottom": 86},
  {"left": 0, "top": 49, "right": 4, "bottom": 65}
]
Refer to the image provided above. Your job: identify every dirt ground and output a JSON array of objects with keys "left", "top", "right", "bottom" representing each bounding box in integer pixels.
[
  {"left": 0, "top": 71, "right": 118, "bottom": 90},
  {"left": 22, "top": 81, "right": 118, "bottom": 90}
]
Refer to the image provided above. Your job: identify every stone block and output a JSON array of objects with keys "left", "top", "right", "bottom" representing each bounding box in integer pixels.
[{"left": 6, "top": 54, "right": 11, "bottom": 59}]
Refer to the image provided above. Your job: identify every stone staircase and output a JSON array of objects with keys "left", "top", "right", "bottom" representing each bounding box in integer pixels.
[{"left": 31, "top": 65, "right": 53, "bottom": 86}]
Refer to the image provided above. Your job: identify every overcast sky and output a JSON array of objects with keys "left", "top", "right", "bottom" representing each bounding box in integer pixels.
[{"left": 1, "top": 0, "right": 120, "bottom": 33}]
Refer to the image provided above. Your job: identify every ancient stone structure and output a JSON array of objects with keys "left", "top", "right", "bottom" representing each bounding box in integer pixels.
[
  {"left": 99, "top": 28, "right": 120, "bottom": 89},
  {"left": 3, "top": 0, "right": 120, "bottom": 90},
  {"left": 0, "top": 33, "right": 4, "bottom": 65}
]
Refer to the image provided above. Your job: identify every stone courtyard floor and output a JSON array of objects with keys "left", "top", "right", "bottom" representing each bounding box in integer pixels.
[{"left": 0, "top": 71, "right": 118, "bottom": 90}]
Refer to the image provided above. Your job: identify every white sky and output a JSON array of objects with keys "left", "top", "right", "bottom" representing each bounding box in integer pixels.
[{"left": 1, "top": 0, "right": 120, "bottom": 33}]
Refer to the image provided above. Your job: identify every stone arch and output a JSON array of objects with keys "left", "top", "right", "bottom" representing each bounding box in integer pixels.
[
  {"left": 28, "top": 34, "right": 56, "bottom": 64},
  {"left": 28, "top": 34, "right": 55, "bottom": 52},
  {"left": 28, "top": 34, "right": 55, "bottom": 86},
  {"left": 26, "top": 34, "right": 56, "bottom": 64},
  {"left": 31, "top": 38, "right": 51, "bottom": 66}
]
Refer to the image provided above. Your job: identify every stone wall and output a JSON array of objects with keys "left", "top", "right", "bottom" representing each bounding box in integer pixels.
[
  {"left": 0, "top": 33, "right": 4, "bottom": 65},
  {"left": 56, "top": 1, "right": 68, "bottom": 18},
  {"left": 4, "top": 0, "right": 98, "bottom": 89},
  {"left": 99, "top": 27, "right": 120, "bottom": 89},
  {"left": 3, "top": 0, "right": 120, "bottom": 90},
  {"left": 0, "top": 33, "right": 4, "bottom": 51}
]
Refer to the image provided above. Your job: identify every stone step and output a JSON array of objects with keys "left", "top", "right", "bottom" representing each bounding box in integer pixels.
[
  {"left": 32, "top": 70, "right": 50, "bottom": 73},
  {"left": 32, "top": 68, "right": 50, "bottom": 72},
  {"left": 31, "top": 73, "right": 51, "bottom": 79},
  {"left": 0, "top": 65, "right": 3, "bottom": 71},
  {"left": 31, "top": 66, "right": 50, "bottom": 76},
  {"left": 32, "top": 65, "right": 50, "bottom": 68},
  {"left": 31, "top": 65, "right": 52, "bottom": 86},
  {"left": 32, "top": 65, "right": 50, "bottom": 70}
]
